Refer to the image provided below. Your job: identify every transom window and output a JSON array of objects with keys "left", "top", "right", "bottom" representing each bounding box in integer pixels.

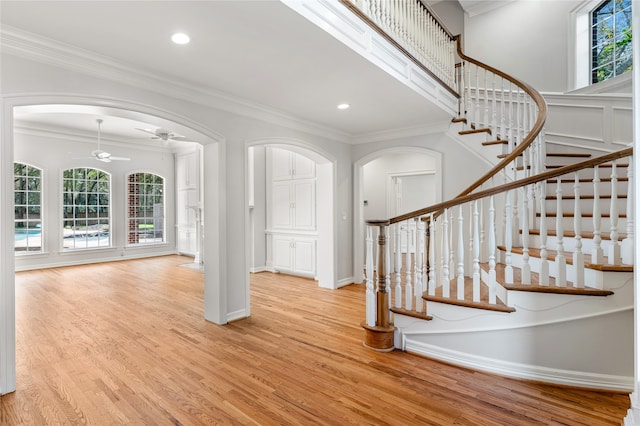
[
  {"left": 591, "top": 0, "right": 632, "bottom": 84},
  {"left": 62, "top": 167, "right": 111, "bottom": 250},
  {"left": 14, "top": 163, "right": 42, "bottom": 253},
  {"left": 127, "top": 173, "right": 165, "bottom": 245}
]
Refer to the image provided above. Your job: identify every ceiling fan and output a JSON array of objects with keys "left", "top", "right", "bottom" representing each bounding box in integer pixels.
[
  {"left": 135, "top": 127, "right": 193, "bottom": 143},
  {"left": 89, "top": 119, "right": 130, "bottom": 162}
]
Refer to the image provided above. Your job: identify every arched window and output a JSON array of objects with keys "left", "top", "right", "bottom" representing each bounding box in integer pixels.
[
  {"left": 591, "top": 0, "right": 632, "bottom": 83},
  {"left": 14, "top": 162, "right": 42, "bottom": 253},
  {"left": 62, "top": 167, "right": 111, "bottom": 250},
  {"left": 127, "top": 173, "right": 165, "bottom": 245}
]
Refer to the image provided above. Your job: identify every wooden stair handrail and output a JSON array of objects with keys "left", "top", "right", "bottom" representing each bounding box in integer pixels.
[
  {"left": 376, "top": 148, "right": 632, "bottom": 225},
  {"left": 380, "top": 35, "right": 548, "bottom": 225},
  {"left": 450, "top": 35, "right": 548, "bottom": 196}
]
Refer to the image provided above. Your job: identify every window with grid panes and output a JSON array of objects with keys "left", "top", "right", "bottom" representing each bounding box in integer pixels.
[
  {"left": 14, "top": 163, "right": 42, "bottom": 253},
  {"left": 62, "top": 167, "right": 111, "bottom": 250},
  {"left": 127, "top": 173, "right": 165, "bottom": 245},
  {"left": 591, "top": 0, "right": 632, "bottom": 83}
]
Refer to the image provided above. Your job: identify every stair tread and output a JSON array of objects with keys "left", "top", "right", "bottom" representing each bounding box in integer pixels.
[
  {"left": 482, "top": 140, "right": 508, "bottom": 146},
  {"left": 546, "top": 153, "right": 592, "bottom": 158},
  {"left": 545, "top": 194, "right": 627, "bottom": 200},
  {"left": 525, "top": 228, "right": 627, "bottom": 241},
  {"left": 537, "top": 212, "right": 627, "bottom": 218},
  {"left": 424, "top": 277, "right": 515, "bottom": 313},
  {"left": 496, "top": 245, "right": 633, "bottom": 272},
  {"left": 547, "top": 163, "right": 628, "bottom": 169},
  {"left": 547, "top": 177, "right": 629, "bottom": 183},
  {"left": 482, "top": 263, "right": 614, "bottom": 295},
  {"left": 451, "top": 117, "right": 467, "bottom": 124},
  {"left": 459, "top": 127, "right": 492, "bottom": 136},
  {"left": 390, "top": 307, "right": 432, "bottom": 321}
]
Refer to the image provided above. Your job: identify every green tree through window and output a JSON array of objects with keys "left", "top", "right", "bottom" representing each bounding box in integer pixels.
[
  {"left": 592, "top": 0, "right": 632, "bottom": 83},
  {"left": 62, "top": 167, "right": 111, "bottom": 250},
  {"left": 14, "top": 163, "right": 42, "bottom": 253}
]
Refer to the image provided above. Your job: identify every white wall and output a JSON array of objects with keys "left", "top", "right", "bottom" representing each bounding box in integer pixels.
[
  {"left": 13, "top": 128, "right": 177, "bottom": 270},
  {"left": 362, "top": 152, "right": 437, "bottom": 220},
  {"left": 250, "top": 145, "right": 267, "bottom": 272},
  {"left": 463, "top": 1, "right": 580, "bottom": 93},
  {"left": 1, "top": 53, "right": 354, "bottom": 324}
]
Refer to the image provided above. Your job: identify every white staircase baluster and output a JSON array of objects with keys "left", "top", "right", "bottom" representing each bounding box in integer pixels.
[
  {"left": 609, "top": 161, "right": 621, "bottom": 264},
  {"left": 428, "top": 215, "right": 436, "bottom": 296},
  {"left": 395, "top": 222, "right": 402, "bottom": 308},
  {"left": 457, "top": 205, "right": 465, "bottom": 300},
  {"left": 415, "top": 218, "right": 424, "bottom": 313},
  {"left": 386, "top": 225, "right": 391, "bottom": 311},
  {"left": 472, "top": 200, "right": 480, "bottom": 302},
  {"left": 488, "top": 195, "right": 497, "bottom": 304},
  {"left": 622, "top": 159, "right": 634, "bottom": 265},
  {"left": 537, "top": 183, "right": 549, "bottom": 286},
  {"left": 573, "top": 172, "right": 584, "bottom": 288},
  {"left": 555, "top": 180, "right": 567, "bottom": 287},
  {"left": 366, "top": 226, "right": 375, "bottom": 327},
  {"left": 442, "top": 208, "right": 450, "bottom": 298},
  {"left": 479, "top": 198, "right": 486, "bottom": 263},
  {"left": 405, "top": 221, "right": 413, "bottom": 311},
  {"left": 449, "top": 209, "right": 455, "bottom": 282},
  {"left": 483, "top": 69, "right": 489, "bottom": 129},
  {"left": 475, "top": 65, "right": 481, "bottom": 127},
  {"left": 592, "top": 166, "right": 604, "bottom": 264},
  {"left": 491, "top": 74, "right": 497, "bottom": 133},
  {"left": 504, "top": 189, "right": 514, "bottom": 284},
  {"left": 521, "top": 185, "right": 531, "bottom": 285}
]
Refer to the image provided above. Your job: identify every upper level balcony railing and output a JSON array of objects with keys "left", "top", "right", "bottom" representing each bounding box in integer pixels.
[{"left": 339, "top": 0, "right": 457, "bottom": 95}]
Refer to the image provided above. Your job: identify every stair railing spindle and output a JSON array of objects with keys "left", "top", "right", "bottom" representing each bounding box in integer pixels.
[
  {"left": 504, "top": 189, "right": 514, "bottom": 284},
  {"left": 555, "top": 180, "right": 567, "bottom": 287},
  {"left": 405, "top": 221, "right": 413, "bottom": 310},
  {"left": 622, "top": 158, "right": 634, "bottom": 265},
  {"left": 457, "top": 205, "right": 465, "bottom": 300},
  {"left": 573, "top": 172, "right": 584, "bottom": 287},
  {"left": 415, "top": 218, "right": 424, "bottom": 312},
  {"left": 395, "top": 222, "right": 402, "bottom": 307},
  {"left": 609, "top": 161, "right": 621, "bottom": 264},
  {"left": 488, "top": 195, "right": 497, "bottom": 303},
  {"left": 592, "top": 166, "right": 604, "bottom": 263},
  {"left": 428, "top": 214, "right": 436, "bottom": 296},
  {"left": 442, "top": 209, "right": 450, "bottom": 297},
  {"left": 537, "top": 182, "right": 549, "bottom": 285},
  {"left": 472, "top": 200, "right": 480, "bottom": 302}
]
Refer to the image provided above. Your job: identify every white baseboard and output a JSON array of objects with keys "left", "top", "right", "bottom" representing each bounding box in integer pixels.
[
  {"left": 14, "top": 250, "right": 179, "bottom": 272},
  {"left": 249, "top": 266, "right": 271, "bottom": 273},
  {"left": 226, "top": 308, "right": 248, "bottom": 323},
  {"left": 337, "top": 276, "right": 355, "bottom": 288},
  {"left": 404, "top": 338, "right": 633, "bottom": 392}
]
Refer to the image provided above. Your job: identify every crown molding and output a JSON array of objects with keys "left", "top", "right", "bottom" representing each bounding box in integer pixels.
[
  {"left": 458, "top": 0, "right": 514, "bottom": 17},
  {"left": 0, "top": 26, "right": 352, "bottom": 144},
  {"left": 350, "top": 120, "right": 450, "bottom": 144}
]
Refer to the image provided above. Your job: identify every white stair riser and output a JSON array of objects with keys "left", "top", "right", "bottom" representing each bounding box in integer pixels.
[
  {"left": 496, "top": 249, "right": 607, "bottom": 289},
  {"left": 535, "top": 217, "right": 627, "bottom": 234},
  {"left": 543, "top": 199, "right": 628, "bottom": 214},
  {"left": 545, "top": 181, "right": 628, "bottom": 196}
]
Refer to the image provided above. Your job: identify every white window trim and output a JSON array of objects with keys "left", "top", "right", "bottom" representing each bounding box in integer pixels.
[{"left": 569, "top": 0, "right": 601, "bottom": 91}]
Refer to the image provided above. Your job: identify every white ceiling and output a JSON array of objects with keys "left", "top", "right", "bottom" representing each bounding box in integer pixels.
[{"left": 1, "top": 0, "right": 456, "bottom": 143}]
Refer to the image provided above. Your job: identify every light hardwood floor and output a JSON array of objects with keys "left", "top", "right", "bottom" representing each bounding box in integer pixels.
[{"left": 1, "top": 255, "right": 630, "bottom": 425}]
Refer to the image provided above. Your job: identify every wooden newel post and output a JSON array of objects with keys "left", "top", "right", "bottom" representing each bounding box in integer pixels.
[{"left": 362, "top": 220, "right": 396, "bottom": 352}]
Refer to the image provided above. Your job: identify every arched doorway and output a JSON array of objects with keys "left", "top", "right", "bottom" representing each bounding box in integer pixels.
[
  {"left": 0, "top": 96, "right": 225, "bottom": 394},
  {"left": 353, "top": 147, "right": 442, "bottom": 283},
  {"left": 245, "top": 138, "right": 337, "bottom": 303}
]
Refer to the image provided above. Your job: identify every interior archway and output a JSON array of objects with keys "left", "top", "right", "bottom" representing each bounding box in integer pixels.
[
  {"left": 245, "top": 138, "right": 337, "bottom": 306},
  {"left": 1, "top": 95, "right": 226, "bottom": 395},
  {"left": 353, "top": 147, "right": 443, "bottom": 283}
]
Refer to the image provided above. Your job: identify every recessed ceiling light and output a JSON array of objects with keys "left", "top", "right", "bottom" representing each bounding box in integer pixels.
[
  {"left": 337, "top": 103, "right": 350, "bottom": 110},
  {"left": 171, "top": 33, "right": 190, "bottom": 45}
]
